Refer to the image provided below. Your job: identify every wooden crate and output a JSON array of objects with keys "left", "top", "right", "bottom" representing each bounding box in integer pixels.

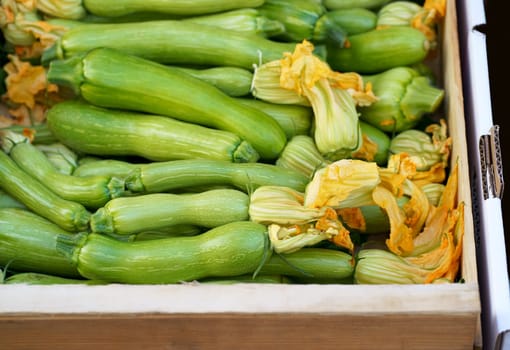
[{"left": 0, "top": 1, "right": 481, "bottom": 349}]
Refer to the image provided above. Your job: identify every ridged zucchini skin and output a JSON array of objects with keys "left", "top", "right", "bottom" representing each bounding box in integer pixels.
[
  {"left": 0, "top": 151, "right": 90, "bottom": 232},
  {"left": 9, "top": 141, "right": 125, "bottom": 209},
  {"left": 0, "top": 208, "right": 81, "bottom": 278},
  {"left": 46, "top": 100, "right": 259, "bottom": 163},
  {"left": 323, "top": 0, "right": 392, "bottom": 10},
  {"left": 47, "top": 48, "right": 287, "bottom": 160},
  {"left": 43, "top": 20, "right": 296, "bottom": 70},
  {"left": 125, "top": 159, "right": 309, "bottom": 194},
  {"left": 90, "top": 189, "right": 251, "bottom": 235},
  {"left": 83, "top": 0, "right": 265, "bottom": 17},
  {"left": 326, "top": 26, "right": 429, "bottom": 74},
  {"left": 57, "top": 221, "right": 269, "bottom": 284}
]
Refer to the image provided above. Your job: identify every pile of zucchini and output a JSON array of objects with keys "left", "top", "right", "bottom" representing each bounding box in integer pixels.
[{"left": 0, "top": 0, "right": 461, "bottom": 286}]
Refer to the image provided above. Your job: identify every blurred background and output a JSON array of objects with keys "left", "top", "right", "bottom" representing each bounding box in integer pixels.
[{"left": 484, "top": 0, "right": 509, "bottom": 269}]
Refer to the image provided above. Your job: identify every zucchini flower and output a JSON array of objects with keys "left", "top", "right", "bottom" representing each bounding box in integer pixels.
[
  {"left": 3, "top": 54, "right": 61, "bottom": 125},
  {"left": 304, "top": 158, "right": 380, "bottom": 209},
  {"left": 0, "top": 0, "right": 77, "bottom": 59},
  {"left": 354, "top": 248, "right": 430, "bottom": 284},
  {"left": 35, "top": 0, "right": 87, "bottom": 20},
  {"left": 389, "top": 119, "right": 452, "bottom": 171},
  {"left": 275, "top": 135, "right": 330, "bottom": 179},
  {"left": 252, "top": 39, "right": 377, "bottom": 159},
  {"left": 372, "top": 185, "right": 414, "bottom": 255},
  {"left": 250, "top": 186, "right": 354, "bottom": 252},
  {"left": 359, "top": 66, "right": 444, "bottom": 133},
  {"left": 379, "top": 152, "right": 447, "bottom": 190},
  {"left": 249, "top": 185, "right": 326, "bottom": 225},
  {"left": 279, "top": 40, "right": 376, "bottom": 159}
]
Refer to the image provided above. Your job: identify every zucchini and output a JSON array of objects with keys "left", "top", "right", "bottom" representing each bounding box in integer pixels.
[
  {"left": 0, "top": 151, "right": 90, "bottom": 232},
  {"left": 56, "top": 221, "right": 269, "bottom": 284},
  {"left": 5, "top": 134, "right": 126, "bottom": 209},
  {"left": 124, "top": 159, "right": 309, "bottom": 194},
  {"left": 82, "top": 0, "right": 265, "bottom": 17},
  {"left": 4, "top": 272, "right": 107, "bottom": 285},
  {"left": 326, "top": 26, "right": 429, "bottom": 74},
  {"left": 42, "top": 20, "right": 297, "bottom": 70},
  {"left": 47, "top": 47, "right": 287, "bottom": 160},
  {"left": 181, "top": 8, "right": 285, "bottom": 38},
  {"left": 90, "top": 189, "right": 250, "bottom": 235},
  {"left": 0, "top": 208, "right": 81, "bottom": 278},
  {"left": 173, "top": 66, "right": 253, "bottom": 97},
  {"left": 0, "top": 189, "right": 26, "bottom": 209},
  {"left": 73, "top": 158, "right": 139, "bottom": 178},
  {"left": 317, "top": 8, "right": 377, "bottom": 36},
  {"left": 235, "top": 97, "right": 313, "bottom": 140},
  {"left": 323, "top": 0, "right": 392, "bottom": 10},
  {"left": 46, "top": 100, "right": 260, "bottom": 163},
  {"left": 259, "top": 248, "right": 354, "bottom": 280}
]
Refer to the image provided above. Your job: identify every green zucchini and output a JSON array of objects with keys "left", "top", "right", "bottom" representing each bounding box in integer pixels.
[
  {"left": 4, "top": 272, "right": 107, "bottom": 285},
  {"left": 173, "top": 66, "right": 253, "bottom": 97},
  {"left": 90, "top": 189, "right": 250, "bottom": 235},
  {"left": 259, "top": 248, "right": 354, "bottom": 280},
  {"left": 0, "top": 189, "right": 26, "bottom": 209},
  {"left": 73, "top": 158, "right": 139, "bottom": 178},
  {"left": 326, "top": 26, "right": 429, "bottom": 74},
  {"left": 181, "top": 8, "right": 285, "bottom": 38},
  {"left": 323, "top": 0, "right": 392, "bottom": 10},
  {"left": 42, "top": 20, "right": 297, "bottom": 70},
  {"left": 46, "top": 100, "right": 259, "bottom": 163},
  {"left": 199, "top": 274, "right": 290, "bottom": 284},
  {"left": 0, "top": 151, "right": 90, "bottom": 232},
  {"left": 125, "top": 159, "right": 309, "bottom": 194},
  {"left": 235, "top": 98, "right": 313, "bottom": 140},
  {"left": 82, "top": 0, "right": 265, "bottom": 17},
  {"left": 317, "top": 8, "right": 377, "bottom": 36},
  {"left": 5, "top": 134, "right": 126, "bottom": 209},
  {"left": 0, "top": 208, "right": 81, "bottom": 278},
  {"left": 47, "top": 47, "right": 287, "bottom": 160},
  {"left": 56, "top": 221, "right": 269, "bottom": 284}
]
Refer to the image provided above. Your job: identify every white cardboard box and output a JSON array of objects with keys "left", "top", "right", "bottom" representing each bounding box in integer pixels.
[{"left": 458, "top": 1, "right": 510, "bottom": 349}]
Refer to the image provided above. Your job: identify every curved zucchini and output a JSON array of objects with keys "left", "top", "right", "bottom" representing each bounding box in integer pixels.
[
  {"left": 8, "top": 139, "right": 125, "bottom": 209},
  {"left": 0, "top": 151, "right": 90, "bottom": 232},
  {"left": 0, "top": 208, "right": 81, "bottom": 278},
  {"left": 46, "top": 100, "right": 259, "bottom": 163},
  {"left": 125, "top": 159, "right": 309, "bottom": 194},
  {"left": 47, "top": 47, "right": 287, "bottom": 160},
  {"left": 90, "top": 188, "right": 250, "bottom": 235},
  {"left": 56, "top": 221, "right": 269, "bottom": 284},
  {"left": 326, "top": 26, "right": 429, "bottom": 74},
  {"left": 82, "top": 0, "right": 265, "bottom": 17}
]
